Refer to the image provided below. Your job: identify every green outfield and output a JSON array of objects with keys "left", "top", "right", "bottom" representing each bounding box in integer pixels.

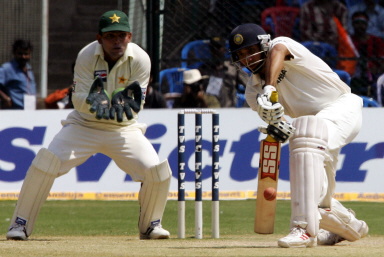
[{"left": 0, "top": 200, "right": 383, "bottom": 256}]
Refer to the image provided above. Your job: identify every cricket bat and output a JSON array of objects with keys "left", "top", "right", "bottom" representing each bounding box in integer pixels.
[{"left": 254, "top": 91, "right": 281, "bottom": 234}]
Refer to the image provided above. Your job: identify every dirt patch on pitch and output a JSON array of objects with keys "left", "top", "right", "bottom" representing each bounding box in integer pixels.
[{"left": 0, "top": 234, "right": 382, "bottom": 256}]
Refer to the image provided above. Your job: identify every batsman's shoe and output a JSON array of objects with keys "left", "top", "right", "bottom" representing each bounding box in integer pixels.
[
  {"left": 317, "top": 229, "right": 345, "bottom": 245},
  {"left": 278, "top": 226, "right": 317, "bottom": 248},
  {"left": 318, "top": 220, "right": 369, "bottom": 245},
  {"left": 140, "top": 225, "right": 170, "bottom": 240},
  {"left": 357, "top": 220, "right": 369, "bottom": 238},
  {"left": 6, "top": 224, "right": 28, "bottom": 241}
]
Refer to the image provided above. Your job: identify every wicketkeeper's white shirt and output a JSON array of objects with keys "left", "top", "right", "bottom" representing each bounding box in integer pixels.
[{"left": 67, "top": 41, "right": 150, "bottom": 130}]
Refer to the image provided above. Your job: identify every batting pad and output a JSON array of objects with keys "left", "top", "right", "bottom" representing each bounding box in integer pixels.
[
  {"left": 138, "top": 159, "right": 171, "bottom": 234},
  {"left": 10, "top": 148, "right": 61, "bottom": 236},
  {"left": 319, "top": 199, "right": 368, "bottom": 241},
  {"left": 289, "top": 116, "right": 328, "bottom": 237}
]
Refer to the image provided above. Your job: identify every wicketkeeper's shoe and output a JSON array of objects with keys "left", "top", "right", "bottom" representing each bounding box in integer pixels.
[
  {"left": 6, "top": 223, "right": 28, "bottom": 241},
  {"left": 278, "top": 226, "right": 317, "bottom": 248},
  {"left": 140, "top": 225, "right": 170, "bottom": 240}
]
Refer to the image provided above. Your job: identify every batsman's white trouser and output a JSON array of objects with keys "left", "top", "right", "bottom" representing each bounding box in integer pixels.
[
  {"left": 316, "top": 93, "right": 362, "bottom": 207},
  {"left": 10, "top": 148, "right": 61, "bottom": 236},
  {"left": 289, "top": 93, "right": 363, "bottom": 237},
  {"left": 138, "top": 160, "right": 172, "bottom": 234}
]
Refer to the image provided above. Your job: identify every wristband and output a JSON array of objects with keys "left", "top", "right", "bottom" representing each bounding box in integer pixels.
[{"left": 262, "top": 85, "right": 276, "bottom": 94}]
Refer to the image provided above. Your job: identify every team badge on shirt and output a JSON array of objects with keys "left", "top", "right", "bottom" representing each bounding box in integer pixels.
[{"left": 118, "top": 75, "right": 127, "bottom": 84}]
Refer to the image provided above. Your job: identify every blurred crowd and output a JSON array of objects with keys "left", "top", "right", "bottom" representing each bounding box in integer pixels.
[{"left": 1, "top": 0, "right": 383, "bottom": 110}]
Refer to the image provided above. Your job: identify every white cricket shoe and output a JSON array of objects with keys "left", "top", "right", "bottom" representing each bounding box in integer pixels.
[
  {"left": 318, "top": 208, "right": 369, "bottom": 245},
  {"left": 278, "top": 226, "right": 317, "bottom": 248},
  {"left": 358, "top": 220, "right": 369, "bottom": 238},
  {"left": 317, "top": 229, "right": 345, "bottom": 245},
  {"left": 140, "top": 225, "right": 170, "bottom": 239},
  {"left": 6, "top": 223, "right": 28, "bottom": 241}
]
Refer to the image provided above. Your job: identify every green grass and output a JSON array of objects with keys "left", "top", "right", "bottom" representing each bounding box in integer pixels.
[{"left": 0, "top": 200, "right": 382, "bottom": 237}]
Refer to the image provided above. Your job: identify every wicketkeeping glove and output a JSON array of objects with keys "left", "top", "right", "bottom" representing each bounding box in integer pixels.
[
  {"left": 86, "top": 77, "right": 110, "bottom": 120},
  {"left": 109, "top": 81, "right": 142, "bottom": 122},
  {"left": 258, "top": 121, "right": 296, "bottom": 143}
]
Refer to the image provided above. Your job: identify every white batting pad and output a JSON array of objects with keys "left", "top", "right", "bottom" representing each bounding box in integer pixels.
[
  {"left": 10, "top": 148, "right": 61, "bottom": 236},
  {"left": 138, "top": 159, "right": 171, "bottom": 234},
  {"left": 319, "top": 198, "right": 368, "bottom": 241},
  {"left": 289, "top": 116, "right": 328, "bottom": 237}
]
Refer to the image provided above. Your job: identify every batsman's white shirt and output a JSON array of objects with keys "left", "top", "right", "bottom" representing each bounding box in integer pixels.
[
  {"left": 246, "top": 37, "right": 352, "bottom": 118},
  {"left": 245, "top": 37, "right": 363, "bottom": 150},
  {"left": 47, "top": 41, "right": 159, "bottom": 181}
]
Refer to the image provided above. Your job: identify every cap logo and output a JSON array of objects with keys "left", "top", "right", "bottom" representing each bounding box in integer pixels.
[
  {"left": 109, "top": 13, "right": 121, "bottom": 23},
  {"left": 234, "top": 34, "right": 243, "bottom": 45}
]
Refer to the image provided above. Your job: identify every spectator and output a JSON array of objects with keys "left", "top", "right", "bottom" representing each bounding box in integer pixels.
[
  {"left": 0, "top": 39, "right": 36, "bottom": 109},
  {"left": 199, "top": 37, "right": 249, "bottom": 107},
  {"left": 173, "top": 69, "right": 220, "bottom": 108},
  {"left": 348, "top": 0, "right": 384, "bottom": 39},
  {"left": 350, "top": 11, "right": 384, "bottom": 96},
  {"left": 44, "top": 87, "right": 73, "bottom": 109},
  {"left": 45, "top": 62, "right": 75, "bottom": 109},
  {"left": 144, "top": 76, "right": 167, "bottom": 108},
  {"left": 376, "top": 73, "right": 384, "bottom": 106},
  {"left": 0, "top": 88, "right": 11, "bottom": 109},
  {"left": 300, "top": 0, "right": 348, "bottom": 49}
]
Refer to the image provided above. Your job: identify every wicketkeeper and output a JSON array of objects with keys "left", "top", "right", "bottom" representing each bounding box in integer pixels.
[
  {"left": 228, "top": 23, "right": 369, "bottom": 248},
  {"left": 6, "top": 10, "right": 171, "bottom": 240}
]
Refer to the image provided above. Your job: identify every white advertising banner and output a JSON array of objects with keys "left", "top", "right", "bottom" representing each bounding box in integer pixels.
[{"left": 0, "top": 108, "right": 383, "bottom": 201}]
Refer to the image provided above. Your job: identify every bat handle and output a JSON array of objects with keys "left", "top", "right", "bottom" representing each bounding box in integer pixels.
[{"left": 270, "top": 91, "right": 278, "bottom": 104}]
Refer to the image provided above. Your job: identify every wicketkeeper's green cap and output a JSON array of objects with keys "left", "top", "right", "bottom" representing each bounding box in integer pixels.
[{"left": 99, "top": 10, "right": 131, "bottom": 33}]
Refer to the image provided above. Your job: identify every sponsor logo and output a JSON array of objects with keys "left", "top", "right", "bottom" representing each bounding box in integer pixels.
[
  {"left": 260, "top": 141, "right": 280, "bottom": 181},
  {"left": 94, "top": 70, "right": 107, "bottom": 81},
  {"left": 0, "top": 123, "right": 380, "bottom": 185},
  {"left": 277, "top": 69, "right": 287, "bottom": 84}
]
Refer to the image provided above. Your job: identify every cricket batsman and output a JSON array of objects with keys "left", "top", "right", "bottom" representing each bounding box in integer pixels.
[
  {"left": 228, "top": 23, "right": 369, "bottom": 248},
  {"left": 6, "top": 10, "right": 171, "bottom": 240}
]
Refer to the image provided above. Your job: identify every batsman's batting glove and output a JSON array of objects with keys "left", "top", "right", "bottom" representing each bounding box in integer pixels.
[
  {"left": 258, "top": 121, "right": 296, "bottom": 143},
  {"left": 109, "top": 81, "right": 142, "bottom": 122},
  {"left": 86, "top": 77, "right": 110, "bottom": 120},
  {"left": 256, "top": 85, "right": 284, "bottom": 125}
]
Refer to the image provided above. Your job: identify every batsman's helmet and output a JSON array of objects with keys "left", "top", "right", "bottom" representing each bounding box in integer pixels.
[{"left": 228, "top": 23, "right": 271, "bottom": 74}]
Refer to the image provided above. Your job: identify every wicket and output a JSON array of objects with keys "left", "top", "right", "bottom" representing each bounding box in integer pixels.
[{"left": 177, "top": 109, "right": 220, "bottom": 239}]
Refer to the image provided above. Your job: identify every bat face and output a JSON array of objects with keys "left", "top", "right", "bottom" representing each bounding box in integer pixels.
[{"left": 254, "top": 136, "right": 281, "bottom": 234}]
